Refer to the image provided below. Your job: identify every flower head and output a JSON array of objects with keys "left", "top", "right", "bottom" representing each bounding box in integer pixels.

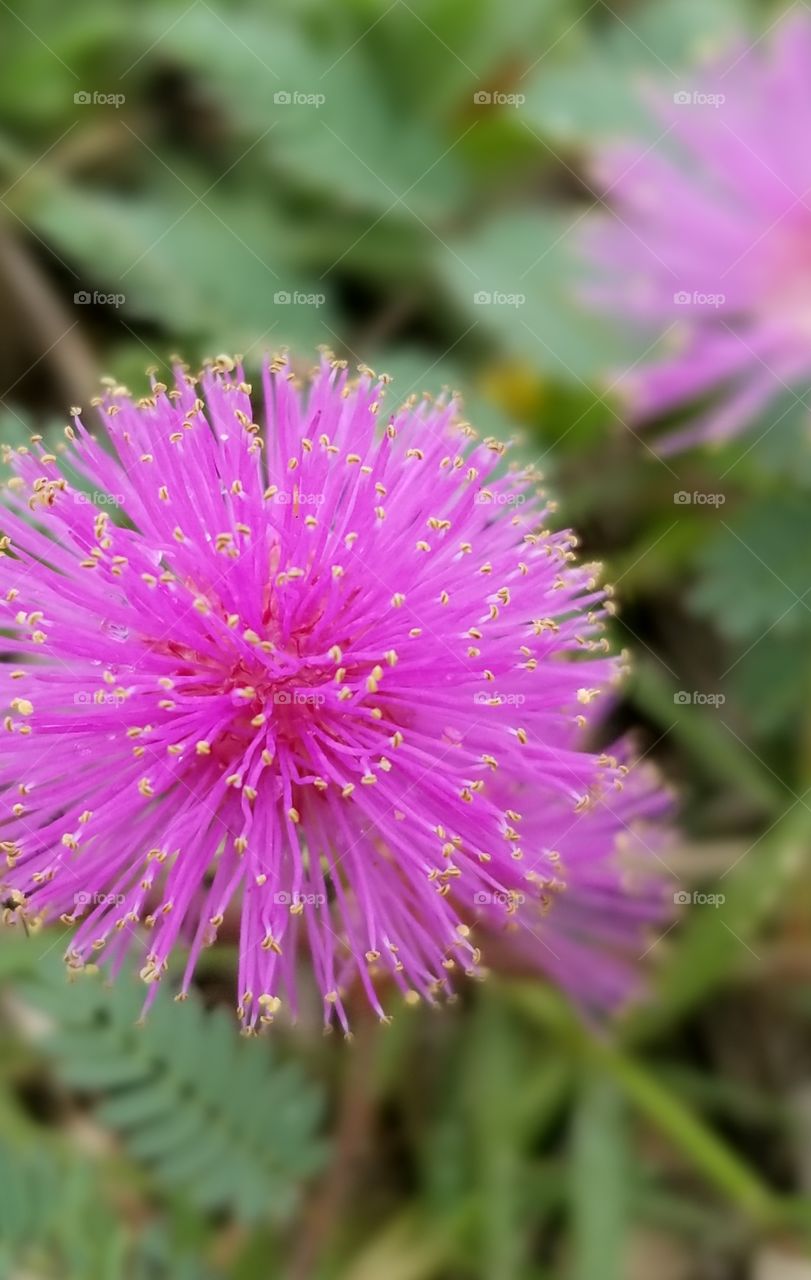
[
  {"left": 480, "top": 746, "right": 670, "bottom": 1016},
  {"left": 0, "top": 353, "right": 666, "bottom": 1029},
  {"left": 584, "top": 13, "right": 811, "bottom": 451}
]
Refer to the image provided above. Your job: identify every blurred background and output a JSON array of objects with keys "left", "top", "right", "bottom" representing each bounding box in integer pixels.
[{"left": 2, "top": 0, "right": 811, "bottom": 1277}]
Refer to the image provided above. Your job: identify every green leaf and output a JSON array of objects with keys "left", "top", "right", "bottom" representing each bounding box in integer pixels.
[
  {"left": 600, "top": 1048, "right": 782, "bottom": 1228},
  {"left": 346, "top": 0, "right": 566, "bottom": 119},
  {"left": 437, "top": 211, "right": 642, "bottom": 382},
  {"left": 639, "top": 803, "right": 811, "bottom": 1029},
  {"left": 19, "top": 958, "right": 327, "bottom": 1222},
  {"left": 521, "top": 0, "right": 750, "bottom": 144},
  {"left": 369, "top": 346, "right": 520, "bottom": 442},
  {"left": 468, "top": 990, "right": 527, "bottom": 1280},
  {"left": 19, "top": 178, "right": 337, "bottom": 353},
  {"left": 343, "top": 1207, "right": 462, "bottom": 1280},
  {"left": 569, "top": 1072, "right": 628, "bottom": 1280},
  {"left": 147, "top": 6, "right": 467, "bottom": 220},
  {"left": 0, "top": 927, "right": 45, "bottom": 979},
  {"left": 513, "top": 985, "right": 787, "bottom": 1229},
  {"left": 690, "top": 494, "right": 811, "bottom": 640},
  {"left": 0, "top": 406, "right": 39, "bottom": 454},
  {"left": 727, "top": 632, "right": 811, "bottom": 734},
  {"left": 629, "top": 662, "right": 785, "bottom": 814},
  {"left": 0, "top": 1138, "right": 132, "bottom": 1279}
]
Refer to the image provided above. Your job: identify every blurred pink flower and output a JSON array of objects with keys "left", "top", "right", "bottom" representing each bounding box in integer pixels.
[
  {"left": 585, "top": 12, "right": 811, "bottom": 451},
  {"left": 482, "top": 747, "right": 670, "bottom": 1016}
]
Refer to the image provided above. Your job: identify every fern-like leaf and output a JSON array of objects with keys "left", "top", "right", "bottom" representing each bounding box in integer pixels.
[{"left": 19, "top": 957, "right": 327, "bottom": 1222}]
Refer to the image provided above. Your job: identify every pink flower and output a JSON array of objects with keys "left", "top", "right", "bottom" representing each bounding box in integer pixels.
[
  {"left": 584, "top": 13, "right": 811, "bottom": 451},
  {"left": 0, "top": 353, "right": 666, "bottom": 1029},
  {"left": 482, "top": 748, "right": 670, "bottom": 1015}
]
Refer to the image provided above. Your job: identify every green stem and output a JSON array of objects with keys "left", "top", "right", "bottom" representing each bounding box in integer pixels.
[
  {"left": 510, "top": 984, "right": 799, "bottom": 1232},
  {"left": 595, "top": 1043, "right": 781, "bottom": 1228},
  {"left": 630, "top": 661, "right": 786, "bottom": 814}
]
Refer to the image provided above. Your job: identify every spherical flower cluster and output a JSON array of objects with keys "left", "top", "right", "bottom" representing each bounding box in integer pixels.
[
  {"left": 584, "top": 12, "right": 811, "bottom": 451},
  {"left": 0, "top": 353, "right": 667, "bottom": 1030}
]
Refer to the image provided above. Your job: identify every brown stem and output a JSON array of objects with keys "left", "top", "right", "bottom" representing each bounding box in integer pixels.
[
  {"left": 0, "top": 224, "right": 98, "bottom": 411},
  {"left": 286, "top": 1007, "right": 378, "bottom": 1280},
  {"left": 351, "top": 290, "right": 420, "bottom": 358}
]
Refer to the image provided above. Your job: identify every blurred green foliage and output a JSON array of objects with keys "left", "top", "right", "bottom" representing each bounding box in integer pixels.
[{"left": 1, "top": 0, "right": 810, "bottom": 1277}]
